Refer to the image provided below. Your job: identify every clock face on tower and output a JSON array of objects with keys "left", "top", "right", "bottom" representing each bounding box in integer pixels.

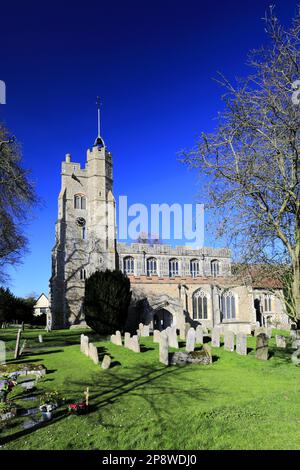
[{"left": 76, "top": 217, "right": 86, "bottom": 227}]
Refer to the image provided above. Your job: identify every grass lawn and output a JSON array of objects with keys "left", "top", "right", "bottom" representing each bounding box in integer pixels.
[{"left": 0, "top": 327, "right": 299, "bottom": 450}]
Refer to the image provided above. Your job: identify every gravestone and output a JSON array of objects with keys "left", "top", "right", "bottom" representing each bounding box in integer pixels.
[
  {"left": 124, "top": 332, "right": 131, "bottom": 348},
  {"left": 136, "top": 329, "right": 141, "bottom": 338},
  {"left": 168, "top": 326, "right": 178, "bottom": 349},
  {"left": 101, "top": 355, "right": 111, "bottom": 370},
  {"left": 81, "top": 335, "right": 89, "bottom": 356},
  {"left": 211, "top": 327, "right": 220, "bottom": 347},
  {"left": 254, "top": 326, "right": 266, "bottom": 337},
  {"left": 14, "top": 329, "right": 22, "bottom": 359},
  {"left": 186, "top": 328, "right": 196, "bottom": 352},
  {"left": 110, "top": 334, "right": 116, "bottom": 345},
  {"left": 236, "top": 333, "right": 247, "bottom": 356},
  {"left": 0, "top": 341, "right": 6, "bottom": 365},
  {"left": 88, "top": 343, "right": 99, "bottom": 365},
  {"left": 115, "top": 331, "right": 122, "bottom": 346},
  {"left": 153, "top": 330, "right": 161, "bottom": 343},
  {"left": 159, "top": 331, "right": 169, "bottom": 365},
  {"left": 142, "top": 325, "right": 150, "bottom": 337},
  {"left": 275, "top": 335, "right": 286, "bottom": 349},
  {"left": 256, "top": 333, "right": 268, "bottom": 361},
  {"left": 291, "top": 348, "right": 300, "bottom": 366},
  {"left": 290, "top": 330, "right": 297, "bottom": 340},
  {"left": 19, "top": 340, "right": 27, "bottom": 356},
  {"left": 130, "top": 335, "right": 140, "bottom": 353},
  {"left": 195, "top": 325, "right": 203, "bottom": 344},
  {"left": 38, "top": 335, "right": 43, "bottom": 343},
  {"left": 138, "top": 323, "right": 144, "bottom": 335},
  {"left": 224, "top": 330, "right": 235, "bottom": 352},
  {"left": 266, "top": 327, "right": 273, "bottom": 339},
  {"left": 291, "top": 339, "right": 300, "bottom": 350}
]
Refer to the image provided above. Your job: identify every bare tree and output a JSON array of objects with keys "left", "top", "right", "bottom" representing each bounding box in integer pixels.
[
  {"left": 0, "top": 123, "right": 38, "bottom": 282},
  {"left": 182, "top": 6, "right": 300, "bottom": 322}
]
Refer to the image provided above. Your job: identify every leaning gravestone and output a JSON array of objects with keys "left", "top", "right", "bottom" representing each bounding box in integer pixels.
[
  {"left": 224, "top": 330, "right": 235, "bottom": 352},
  {"left": 168, "top": 327, "right": 178, "bottom": 349},
  {"left": 195, "top": 325, "right": 203, "bottom": 344},
  {"left": 88, "top": 343, "right": 99, "bottom": 365},
  {"left": 256, "top": 333, "right": 268, "bottom": 361},
  {"left": 153, "top": 330, "right": 161, "bottom": 343},
  {"left": 159, "top": 331, "right": 169, "bottom": 365},
  {"left": 275, "top": 335, "right": 286, "bottom": 349},
  {"left": 186, "top": 328, "right": 196, "bottom": 352},
  {"left": 115, "top": 331, "right": 122, "bottom": 346},
  {"left": 236, "top": 333, "right": 247, "bottom": 356},
  {"left": 0, "top": 341, "right": 6, "bottom": 365},
  {"left": 14, "top": 329, "right": 22, "bottom": 359},
  {"left": 101, "top": 355, "right": 112, "bottom": 370},
  {"left": 291, "top": 348, "right": 300, "bottom": 366},
  {"left": 124, "top": 332, "right": 131, "bottom": 348},
  {"left": 211, "top": 327, "right": 220, "bottom": 347}
]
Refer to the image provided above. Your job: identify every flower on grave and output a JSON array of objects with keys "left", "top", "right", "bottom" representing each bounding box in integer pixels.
[
  {"left": 39, "top": 403, "right": 54, "bottom": 413},
  {"left": 67, "top": 401, "right": 87, "bottom": 413}
]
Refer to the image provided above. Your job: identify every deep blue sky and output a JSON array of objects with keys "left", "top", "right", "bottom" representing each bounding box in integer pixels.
[{"left": 0, "top": 0, "right": 298, "bottom": 297}]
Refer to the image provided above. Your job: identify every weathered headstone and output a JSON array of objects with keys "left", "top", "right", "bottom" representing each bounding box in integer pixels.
[
  {"left": 186, "top": 327, "right": 196, "bottom": 352},
  {"left": 254, "top": 326, "right": 266, "bottom": 337},
  {"left": 266, "top": 327, "right": 273, "bottom": 339},
  {"left": 115, "top": 330, "right": 122, "bottom": 346},
  {"left": 291, "top": 348, "right": 300, "bottom": 365},
  {"left": 236, "top": 333, "right": 247, "bottom": 356},
  {"left": 202, "top": 344, "right": 213, "bottom": 363},
  {"left": 275, "top": 335, "right": 286, "bottom": 349},
  {"left": 138, "top": 323, "right": 144, "bottom": 335},
  {"left": 291, "top": 339, "right": 300, "bottom": 350},
  {"left": 14, "top": 329, "right": 22, "bottom": 359},
  {"left": 110, "top": 334, "right": 116, "bottom": 345},
  {"left": 0, "top": 341, "right": 6, "bottom": 365},
  {"left": 290, "top": 329, "right": 297, "bottom": 340},
  {"left": 19, "top": 340, "right": 27, "bottom": 356},
  {"left": 101, "top": 355, "right": 112, "bottom": 369},
  {"left": 124, "top": 332, "right": 131, "bottom": 348},
  {"left": 211, "top": 327, "right": 220, "bottom": 347},
  {"left": 168, "top": 326, "right": 178, "bottom": 349},
  {"left": 136, "top": 329, "right": 141, "bottom": 338},
  {"left": 88, "top": 343, "right": 99, "bottom": 365},
  {"left": 153, "top": 330, "right": 161, "bottom": 343},
  {"left": 38, "top": 334, "right": 43, "bottom": 343},
  {"left": 141, "top": 325, "right": 150, "bottom": 337},
  {"left": 256, "top": 333, "right": 268, "bottom": 361},
  {"left": 195, "top": 325, "right": 203, "bottom": 344},
  {"left": 81, "top": 335, "right": 89, "bottom": 356},
  {"left": 185, "top": 323, "right": 190, "bottom": 337},
  {"left": 224, "top": 330, "right": 235, "bottom": 352},
  {"left": 130, "top": 335, "right": 140, "bottom": 353},
  {"left": 159, "top": 331, "right": 169, "bottom": 365}
]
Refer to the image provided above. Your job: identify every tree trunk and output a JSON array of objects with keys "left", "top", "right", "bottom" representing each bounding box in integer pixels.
[{"left": 292, "top": 257, "right": 300, "bottom": 327}]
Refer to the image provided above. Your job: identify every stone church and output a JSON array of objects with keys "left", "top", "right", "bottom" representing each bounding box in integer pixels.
[{"left": 49, "top": 116, "right": 289, "bottom": 332}]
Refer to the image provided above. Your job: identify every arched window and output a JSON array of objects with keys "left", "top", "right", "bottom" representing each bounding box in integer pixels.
[
  {"left": 147, "top": 257, "right": 157, "bottom": 276},
  {"left": 220, "top": 290, "right": 236, "bottom": 320},
  {"left": 190, "top": 259, "right": 199, "bottom": 277},
  {"left": 80, "top": 268, "right": 86, "bottom": 280},
  {"left": 169, "top": 258, "right": 179, "bottom": 277},
  {"left": 192, "top": 289, "right": 208, "bottom": 320},
  {"left": 74, "top": 194, "right": 86, "bottom": 210},
  {"left": 211, "top": 259, "right": 220, "bottom": 277},
  {"left": 261, "top": 293, "right": 272, "bottom": 312},
  {"left": 123, "top": 256, "right": 134, "bottom": 275}
]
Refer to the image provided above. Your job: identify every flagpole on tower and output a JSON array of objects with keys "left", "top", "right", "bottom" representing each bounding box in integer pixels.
[{"left": 96, "top": 96, "right": 101, "bottom": 138}]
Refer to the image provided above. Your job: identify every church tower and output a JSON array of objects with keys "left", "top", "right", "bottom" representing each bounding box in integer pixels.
[{"left": 49, "top": 101, "right": 117, "bottom": 328}]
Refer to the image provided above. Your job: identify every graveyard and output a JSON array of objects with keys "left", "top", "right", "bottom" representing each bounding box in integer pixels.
[{"left": 0, "top": 326, "right": 300, "bottom": 450}]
